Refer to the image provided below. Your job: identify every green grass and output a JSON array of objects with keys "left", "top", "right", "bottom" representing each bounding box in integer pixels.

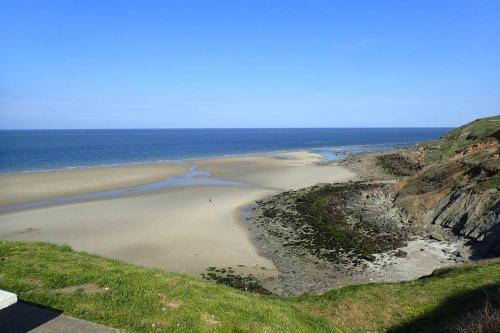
[
  {"left": 297, "top": 263, "right": 500, "bottom": 333},
  {"left": 0, "top": 241, "right": 330, "bottom": 333},
  {"left": 420, "top": 115, "right": 500, "bottom": 161},
  {"left": 1, "top": 241, "right": 499, "bottom": 332}
]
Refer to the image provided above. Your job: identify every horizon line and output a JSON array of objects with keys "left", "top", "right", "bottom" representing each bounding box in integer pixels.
[{"left": 0, "top": 126, "right": 455, "bottom": 131}]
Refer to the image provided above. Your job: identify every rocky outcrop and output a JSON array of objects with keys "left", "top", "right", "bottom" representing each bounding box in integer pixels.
[
  {"left": 255, "top": 182, "right": 411, "bottom": 262},
  {"left": 247, "top": 180, "right": 466, "bottom": 294},
  {"left": 339, "top": 116, "right": 500, "bottom": 259},
  {"left": 248, "top": 182, "right": 417, "bottom": 294},
  {"left": 427, "top": 186, "right": 500, "bottom": 258},
  {"left": 249, "top": 116, "right": 499, "bottom": 294},
  {"left": 393, "top": 115, "right": 500, "bottom": 259}
]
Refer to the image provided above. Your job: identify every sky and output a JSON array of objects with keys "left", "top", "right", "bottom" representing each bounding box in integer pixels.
[{"left": 0, "top": 0, "right": 499, "bottom": 129}]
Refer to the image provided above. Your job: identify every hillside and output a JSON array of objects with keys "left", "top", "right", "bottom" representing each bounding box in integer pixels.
[
  {"left": 391, "top": 115, "right": 499, "bottom": 258},
  {"left": 243, "top": 116, "right": 499, "bottom": 295},
  {"left": 420, "top": 115, "right": 500, "bottom": 162},
  {"left": 1, "top": 241, "right": 499, "bottom": 333}
]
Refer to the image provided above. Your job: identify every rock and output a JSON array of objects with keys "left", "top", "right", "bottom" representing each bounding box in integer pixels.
[
  {"left": 429, "top": 233, "right": 444, "bottom": 241},
  {"left": 394, "top": 250, "right": 408, "bottom": 258}
]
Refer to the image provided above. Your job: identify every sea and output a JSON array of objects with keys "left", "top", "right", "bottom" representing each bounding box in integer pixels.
[{"left": 0, "top": 128, "right": 451, "bottom": 173}]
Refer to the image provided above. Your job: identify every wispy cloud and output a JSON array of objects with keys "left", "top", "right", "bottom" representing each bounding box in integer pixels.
[{"left": 341, "top": 38, "right": 378, "bottom": 49}]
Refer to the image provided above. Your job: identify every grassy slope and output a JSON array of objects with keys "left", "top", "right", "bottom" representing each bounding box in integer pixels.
[
  {"left": 0, "top": 241, "right": 329, "bottom": 333},
  {"left": 419, "top": 114, "right": 499, "bottom": 162},
  {"left": 377, "top": 115, "right": 499, "bottom": 182},
  {"left": 1, "top": 241, "right": 499, "bottom": 333}
]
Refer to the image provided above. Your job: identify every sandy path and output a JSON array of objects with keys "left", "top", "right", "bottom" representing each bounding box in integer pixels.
[{"left": 0, "top": 152, "right": 356, "bottom": 278}]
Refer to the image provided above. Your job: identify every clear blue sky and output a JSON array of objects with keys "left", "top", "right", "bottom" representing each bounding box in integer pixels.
[{"left": 1, "top": 0, "right": 499, "bottom": 129}]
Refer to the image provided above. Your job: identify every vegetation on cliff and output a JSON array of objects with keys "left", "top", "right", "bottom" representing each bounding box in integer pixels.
[
  {"left": 355, "top": 115, "right": 499, "bottom": 258},
  {"left": 420, "top": 115, "right": 500, "bottom": 162},
  {"left": 393, "top": 115, "right": 499, "bottom": 258}
]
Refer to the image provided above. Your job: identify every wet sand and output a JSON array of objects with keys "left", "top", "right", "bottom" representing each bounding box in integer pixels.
[
  {"left": 365, "top": 237, "right": 468, "bottom": 283},
  {"left": 0, "top": 151, "right": 356, "bottom": 278},
  {"left": 0, "top": 163, "right": 189, "bottom": 206}
]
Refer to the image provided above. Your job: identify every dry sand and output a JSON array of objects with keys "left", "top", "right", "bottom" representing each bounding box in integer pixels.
[
  {"left": 195, "top": 151, "right": 347, "bottom": 190},
  {"left": 0, "top": 152, "right": 356, "bottom": 278}
]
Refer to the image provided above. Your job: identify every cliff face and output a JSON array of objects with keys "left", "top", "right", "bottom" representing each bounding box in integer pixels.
[
  {"left": 393, "top": 115, "right": 500, "bottom": 258},
  {"left": 429, "top": 186, "right": 499, "bottom": 258}
]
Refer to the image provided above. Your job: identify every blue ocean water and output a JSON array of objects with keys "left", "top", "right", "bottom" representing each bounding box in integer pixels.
[{"left": 0, "top": 128, "right": 450, "bottom": 173}]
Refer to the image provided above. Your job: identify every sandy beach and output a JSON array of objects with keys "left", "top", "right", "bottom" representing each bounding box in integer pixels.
[
  {"left": 0, "top": 151, "right": 356, "bottom": 279},
  {"left": 0, "top": 163, "right": 189, "bottom": 206}
]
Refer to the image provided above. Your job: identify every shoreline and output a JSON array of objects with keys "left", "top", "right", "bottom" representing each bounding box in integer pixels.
[
  {"left": 0, "top": 149, "right": 348, "bottom": 209},
  {"left": 0, "top": 163, "right": 190, "bottom": 207},
  {"left": 0, "top": 140, "right": 423, "bottom": 175},
  {"left": 0, "top": 165, "right": 253, "bottom": 213},
  {"left": 0, "top": 151, "right": 356, "bottom": 281}
]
